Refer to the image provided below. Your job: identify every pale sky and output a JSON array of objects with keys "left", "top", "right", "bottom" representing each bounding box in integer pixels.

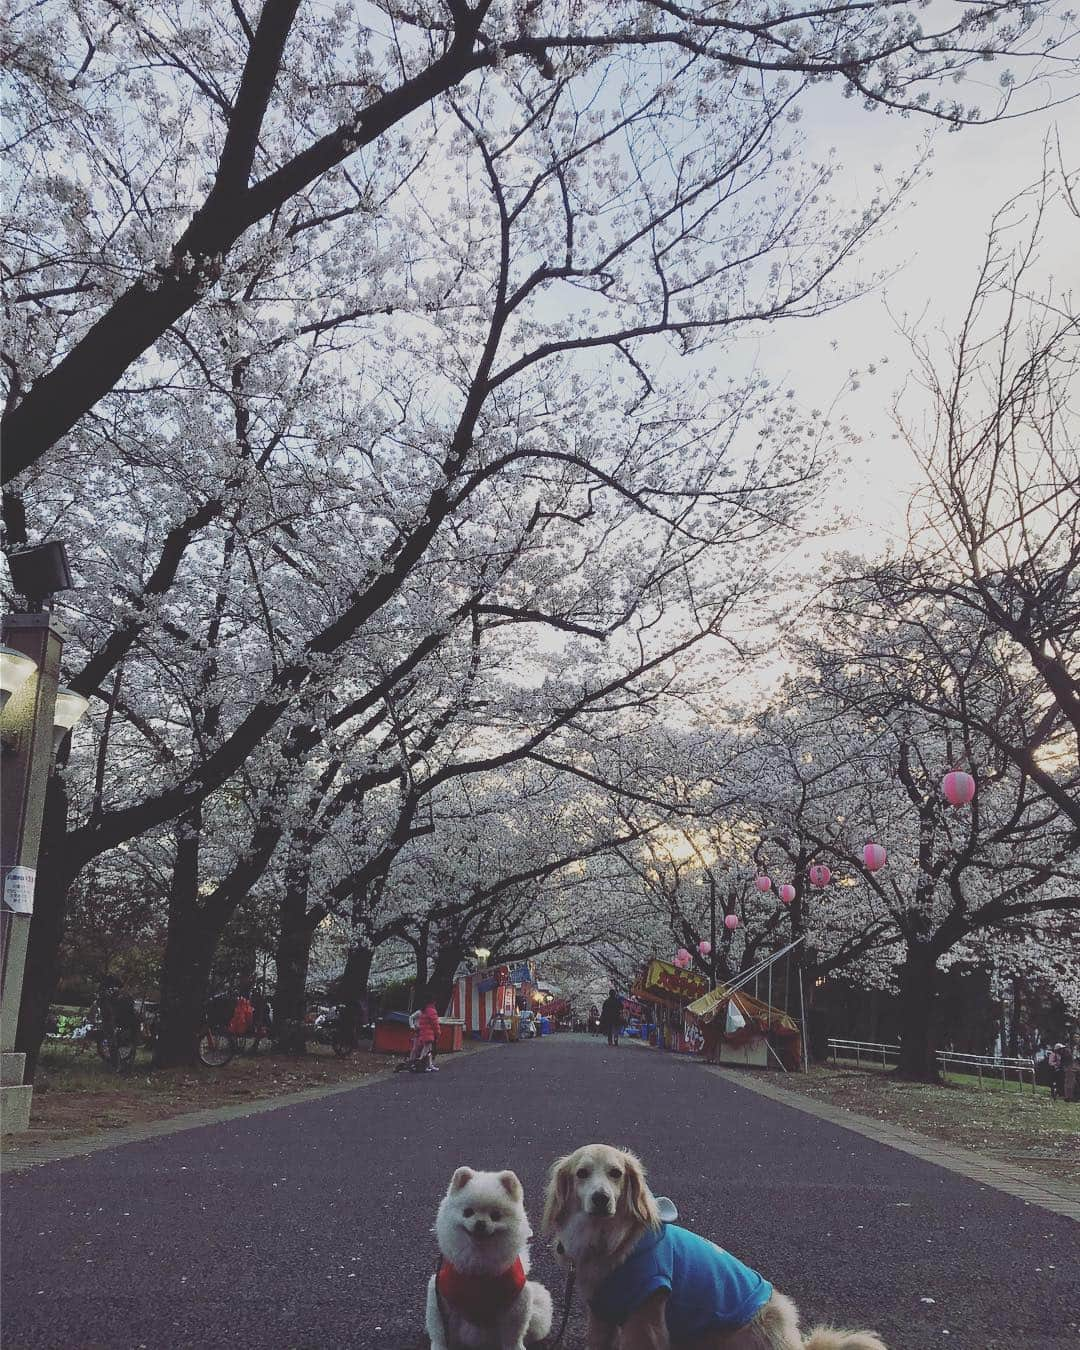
[
  {"left": 697, "top": 68, "right": 1077, "bottom": 702},
  {"left": 751, "top": 86, "right": 1077, "bottom": 559}
]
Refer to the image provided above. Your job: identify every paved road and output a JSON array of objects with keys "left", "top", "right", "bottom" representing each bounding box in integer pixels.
[{"left": 3, "top": 1038, "right": 1078, "bottom": 1349}]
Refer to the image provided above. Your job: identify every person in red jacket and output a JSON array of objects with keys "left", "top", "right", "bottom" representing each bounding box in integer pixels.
[{"left": 413, "top": 1001, "right": 441, "bottom": 1073}]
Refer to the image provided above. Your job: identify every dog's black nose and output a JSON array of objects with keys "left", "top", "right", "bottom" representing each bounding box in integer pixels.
[
  {"left": 473, "top": 1220, "right": 489, "bottom": 1234},
  {"left": 590, "top": 1195, "right": 610, "bottom": 1213}
]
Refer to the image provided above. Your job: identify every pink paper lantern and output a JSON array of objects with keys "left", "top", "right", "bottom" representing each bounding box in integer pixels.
[
  {"left": 808, "top": 864, "right": 831, "bottom": 888},
  {"left": 723, "top": 914, "right": 739, "bottom": 931},
  {"left": 754, "top": 875, "right": 772, "bottom": 893},
  {"left": 675, "top": 947, "right": 691, "bottom": 968},
  {"left": 779, "top": 884, "right": 796, "bottom": 905},
  {"left": 942, "top": 771, "right": 976, "bottom": 807},
  {"left": 698, "top": 940, "right": 712, "bottom": 957},
  {"left": 863, "top": 842, "right": 887, "bottom": 872}
]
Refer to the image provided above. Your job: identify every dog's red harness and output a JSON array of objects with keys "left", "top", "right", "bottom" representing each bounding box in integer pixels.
[{"left": 436, "top": 1257, "right": 526, "bottom": 1324}]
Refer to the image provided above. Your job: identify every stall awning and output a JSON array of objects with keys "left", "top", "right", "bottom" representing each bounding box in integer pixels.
[{"left": 686, "top": 984, "right": 800, "bottom": 1036}]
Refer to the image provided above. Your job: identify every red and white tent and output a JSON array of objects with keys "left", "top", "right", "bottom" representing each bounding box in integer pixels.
[{"left": 450, "top": 962, "right": 534, "bottom": 1036}]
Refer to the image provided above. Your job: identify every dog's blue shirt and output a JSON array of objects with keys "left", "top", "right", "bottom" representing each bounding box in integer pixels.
[{"left": 589, "top": 1224, "right": 772, "bottom": 1338}]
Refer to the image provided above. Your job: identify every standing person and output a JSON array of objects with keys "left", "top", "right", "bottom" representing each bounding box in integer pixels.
[
  {"left": 599, "top": 989, "right": 623, "bottom": 1048},
  {"left": 1050, "top": 1042, "right": 1072, "bottom": 1102},
  {"left": 414, "top": 999, "right": 441, "bottom": 1072},
  {"left": 1048, "top": 1043, "right": 1064, "bottom": 1100},
  {"left": 1062, "top": 1042, "right": 1077, "bottom": 1103}
]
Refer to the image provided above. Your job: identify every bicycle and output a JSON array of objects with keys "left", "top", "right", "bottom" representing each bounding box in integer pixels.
[
  {"left": 312, "top": 1003, "right": 362, "bottom": 1058},
  {"left": 91, "top": 979, "right": 140, "bottom": 1075},
  {"left": 96, "top": 1020, "right": 139, "bottom": 1074},
  {"left": 198, "top": 994, "right": 240, "bottom": 1067},
  {"left": 233, "top": 991, "right": 274, "bottom": 1055},
  {"left": 197, "top": 1018, "right": 236, "bottom": 1067}
]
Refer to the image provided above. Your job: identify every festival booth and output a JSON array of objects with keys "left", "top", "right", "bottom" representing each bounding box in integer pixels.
[
  {"left": 450, "top": 960, "right": 540, "bottom": 1039},
  {"left": 621, "top": 995, "right": 647, "bottom": 1039},
  {"left": 372, "top": 1010, "right": 464, "bottom": 1055},
  {"left": 685, "top": 983, "right": 803, "bottom": 1070},
  {"left": 632, "top": 958, "right": 710, "bottom": 1053}
]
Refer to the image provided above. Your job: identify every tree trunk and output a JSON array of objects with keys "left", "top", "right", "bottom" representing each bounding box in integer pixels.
[
  {"left": 155, "top": 910, "right": 222, "bottom": 1068},
  {"left": 274, "top": 873, "right": 318, "bottom": 1053},
  {"left": 14, "top": 775, "right": 76, "bottom": 1080},
  {"left": 154, "top": 812, "right": 220, "bottom": 1068},
  {"left": 413, "top": 920, "right": 430, "bottom": 1000},
  {"left": 336, "top": 944, "right": 374, "bottom": 1007},
  {"left": 895, "top": 943, "right": 940, "bottom": 1082},
  {"left": 424, "top": 944, "right": 463, "bottom": 1013},
  {"left": 1008, "top": 978, "right": 1020, "bottom": 1057}
]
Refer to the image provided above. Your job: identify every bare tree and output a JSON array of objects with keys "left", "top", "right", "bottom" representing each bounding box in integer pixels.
[{"left": 859, "top": 157, "right": 1079, "bottom": 823}]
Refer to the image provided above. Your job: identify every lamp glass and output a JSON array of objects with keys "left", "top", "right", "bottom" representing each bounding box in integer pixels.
[
  {"left": 0, "top": 644, "right": 37, "bottom": 699},
  {"left": 53, "top": 687, "right": 90, "bottom": 731},
  {"left": 473, "top": 947, "right": 491, "bottom": 963}
]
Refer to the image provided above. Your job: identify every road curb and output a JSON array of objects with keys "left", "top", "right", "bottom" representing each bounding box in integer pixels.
[
  {"left": 0, "top": 1043, "right": 498, "bottom": 1176},
  {"left": 702, "top": 1064, "right": 1080, "bottom": 1221}
]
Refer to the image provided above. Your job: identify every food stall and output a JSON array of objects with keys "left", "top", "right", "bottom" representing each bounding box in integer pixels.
[
  {"left": 450, "top": 961, "right": 540, "bottom": 1038},
  {"left": 632, "top": 958, "right": 710, "bottom": 1053},
  {"left": 372, "top": 1010, "right": 464, "bottom": 1055},
  {"left": 685, "top": 983, "right": 802, "bottom": 1070},
  {"left": 620, "top": 995, "right": 647, "bottom": 1039},
  {"left": 531, "top": 981, "right": 569, "bottom": 1033}
]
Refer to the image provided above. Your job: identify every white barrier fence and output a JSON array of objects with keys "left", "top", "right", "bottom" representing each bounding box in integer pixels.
[
  {"left": 827, "top": 1038, "right": 1037, "bottom": 1093},
  {"left": 827, "top": 1037, "right": 899, "bottom": 1070}
]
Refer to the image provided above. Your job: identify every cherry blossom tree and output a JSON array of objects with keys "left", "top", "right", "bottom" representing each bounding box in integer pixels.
[
  {"left": 7, "top": 3, "right": 1077, "bottom": 1072},
  {"left": 767, "top": 600, "right": 1079, "bottom": 1079},
  {"left": 5, "top": 0, "right": 1074, "bottom": 480}
]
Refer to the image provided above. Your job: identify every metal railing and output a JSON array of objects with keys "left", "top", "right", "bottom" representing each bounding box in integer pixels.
[
  {"left": 827, "top": 1038, "right": 1037, "bottom": 1093},
  {"left": 827, "top": 1038, "right": 900, "bottom": 1070},
  {"left": 936, "top": 1049, "right": 1036, "bottom": 1093}
]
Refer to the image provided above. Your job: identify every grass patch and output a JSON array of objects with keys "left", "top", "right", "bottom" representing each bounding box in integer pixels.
[
  {"left": 2, "top": 1038, "right": 487, "bottom": 1155},
  {"left": 762, "top": 1063, "right": 1080, "bottom": 1183}
]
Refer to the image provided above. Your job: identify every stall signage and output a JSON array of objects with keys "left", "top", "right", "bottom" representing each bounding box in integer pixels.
[
  {"left": 643, "top": 958, "right": 708, "bottom": 1002},
  {"left": 478, "top": 965, "right": 512, "bottom": 993}
]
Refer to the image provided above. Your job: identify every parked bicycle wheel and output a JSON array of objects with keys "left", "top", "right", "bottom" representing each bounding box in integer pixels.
[
  {"left": 198, "top": 1028, "right": 235, "bottom": 1067},
  {"left": 331, "top": 1027, "right": 356, "bottom": 1058},
  {"left": 112, "top": 1027, "right": 139, "bottom": 1075}
]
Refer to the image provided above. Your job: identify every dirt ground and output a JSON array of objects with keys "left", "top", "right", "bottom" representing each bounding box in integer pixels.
[
  {"left": 2, "top": 1038, "right": 488, "bottom": 1155},
  {"left": 761, "top": 1062, "right": 1080, "bottom": 1183}
]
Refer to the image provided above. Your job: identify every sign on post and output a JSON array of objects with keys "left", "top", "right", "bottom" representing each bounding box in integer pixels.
[{"left": 3, "top": 866, "right": 36, "bottom": 914}]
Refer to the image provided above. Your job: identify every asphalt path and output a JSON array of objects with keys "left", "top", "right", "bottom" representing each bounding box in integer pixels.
[{"left": 3, "top": 1036, "right": 1078, "bottom": 1349}]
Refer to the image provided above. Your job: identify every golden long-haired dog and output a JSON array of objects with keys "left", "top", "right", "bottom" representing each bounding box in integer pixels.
[{"left": 542, "top": 1144, "right": 887, "bottom": 1350}]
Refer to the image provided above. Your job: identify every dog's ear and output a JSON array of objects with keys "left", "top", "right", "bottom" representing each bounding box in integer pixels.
[
  {"left": 450, "top": 1167, "right": 475, "bottom": 1193},
  {"left": 541, "top": 1153, "right": 576, "bottom": 1235},
  {"left": 497, "top": 1171, "right": 523, "bottom": 1202},
  {"left": 621, "top": 1151, "right": 661, "bottom": 1231}
]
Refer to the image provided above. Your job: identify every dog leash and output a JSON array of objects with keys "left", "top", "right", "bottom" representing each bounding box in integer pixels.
[
  {"left": 547, "top": 1264, "right": 576, "bottom": 1347},
  {"left": 432, "top": 1254, "right": 450, "bottom": 1344}
]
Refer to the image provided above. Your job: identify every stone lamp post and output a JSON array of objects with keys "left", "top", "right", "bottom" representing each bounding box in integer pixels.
[{"left": 1, "top": 542, "right": 87, "bottom": 1132}]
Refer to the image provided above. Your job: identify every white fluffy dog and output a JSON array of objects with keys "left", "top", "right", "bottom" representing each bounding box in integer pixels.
[{"left": 427, "top": 1167, "right": 553, "bottom": 1350}]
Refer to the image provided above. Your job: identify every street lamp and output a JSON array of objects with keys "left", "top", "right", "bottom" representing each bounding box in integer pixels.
[
  {"left": 1, "top": 538, "right": 81, "bottom": 1133},
  {"left": 51, "top": 688, "right": 90, "bottom": 754},
  {"left": 0, "top": 645, "right": 37, "bottom": 713},
  {"left": 473, "top": 947, "right": 491, "bottom": 967}
]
